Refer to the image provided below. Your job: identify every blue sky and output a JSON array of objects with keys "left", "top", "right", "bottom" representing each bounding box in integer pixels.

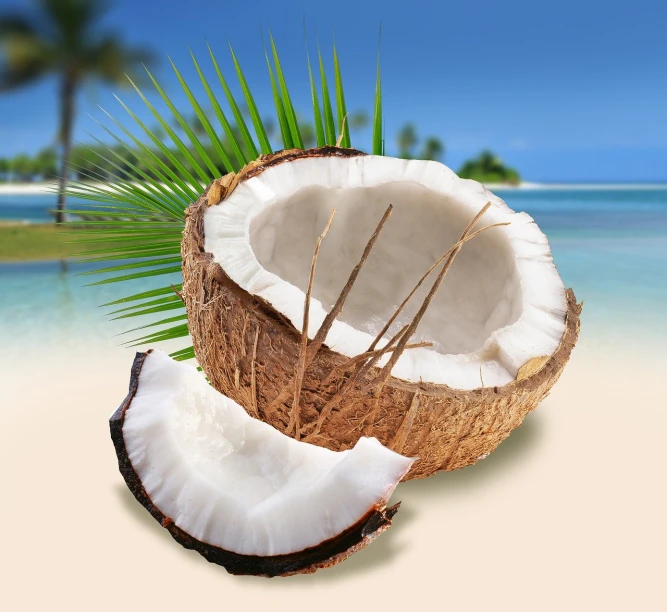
[{"left": 0, "top": 0, "right": 666, "bottom": 181}]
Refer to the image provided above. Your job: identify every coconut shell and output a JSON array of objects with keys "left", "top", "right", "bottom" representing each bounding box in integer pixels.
[
  {"left": 110, "top": 351, "right": 400, "bottom": 577},
  {"left": 181, "top": 147, "right": 581, "bottom": 480}
]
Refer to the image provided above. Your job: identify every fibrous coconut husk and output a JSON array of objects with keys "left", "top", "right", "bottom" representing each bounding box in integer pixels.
[{"left": 181, "top": 147, "right": 581, "bottom": 480}]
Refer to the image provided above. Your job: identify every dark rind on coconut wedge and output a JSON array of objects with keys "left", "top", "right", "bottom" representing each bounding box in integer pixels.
[
  {"left": 182, "top": 146, "right": 582, "bottom": 480},
  {"left": 109, "top": 351, "right": 400, "bottom": 577}
]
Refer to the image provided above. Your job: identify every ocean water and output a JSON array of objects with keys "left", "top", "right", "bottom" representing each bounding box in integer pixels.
[
  {"left": 0, "top": 193, "right": 95, "bottom": 222},
  {"left": 1, "top": 189, "right": 666, "bottom": 355}
]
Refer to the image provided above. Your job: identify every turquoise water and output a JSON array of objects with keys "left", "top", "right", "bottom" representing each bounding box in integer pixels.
[
  {"left": 0, "top": 193, "right": 97, "bottom": 222},
  {"left": 1, "top": 189, "right": 666, "bottom": 353},
  {"left": 495, "top": 188, "right": 667, "bottom": 343}
]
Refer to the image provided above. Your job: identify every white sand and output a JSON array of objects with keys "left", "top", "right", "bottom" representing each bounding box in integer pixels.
[
  {"left": 0, "top": 182, "right": 58, "bottom": 194},
  {"left": 0, "top": 181, "right": 134, "bottom": 195},
  {"left": 0, "top": 340, "right": 664, "bottom": 611}
]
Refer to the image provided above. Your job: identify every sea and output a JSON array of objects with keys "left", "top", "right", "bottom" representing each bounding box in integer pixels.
[{"left": 1, "top": 187, "right": 666, "bottom": 355}]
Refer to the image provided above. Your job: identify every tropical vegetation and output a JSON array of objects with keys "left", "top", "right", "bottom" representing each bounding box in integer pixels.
[
  {"left": 0, "top": 111, "right": 444, "bottom": 183},
  {"left": 0, "top": 147, "right": 58, "bottom": 181},
  {"left": 395, "top": 123, "right": 445, "bottom": 161},
  {"left": 458, "top": 150, "right": 521, "bottom": 185},
  {"left": 0, "top": 0, "right": 153, "bottom": 221},
  {"left": 0, "top": 110, "right": 370, "bottom": 183}
]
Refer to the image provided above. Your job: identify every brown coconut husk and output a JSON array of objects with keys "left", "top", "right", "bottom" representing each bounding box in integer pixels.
[
  {"left": 110, "top": 351, "right": 401, "bottom": 577},
  {"left": 181, "top": 147, "right": 581, "bottom": 480}
]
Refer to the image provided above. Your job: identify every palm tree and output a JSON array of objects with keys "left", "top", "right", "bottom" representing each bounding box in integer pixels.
[
  {"left": 10, "top": 153, "right": 34, "bottom": 181},
  {"left": 0, "top": 0, "right": 153, "bottom": 222},
  {"left": 396, "top": 123, "right": 418, "bottom": 158},
  {"left": 34, "top": 146, "right": 58, "bottom": 179},
  {"left": 420, "top": 136, "right": 444, "bottom": 162}
]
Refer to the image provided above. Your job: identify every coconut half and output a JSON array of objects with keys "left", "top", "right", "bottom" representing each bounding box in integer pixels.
[
  {"left": 182, "top": 147, "right": 581, "bottom": 479},
  {"left": 110, "top": 349, "right": 413, "bottom": 577}
]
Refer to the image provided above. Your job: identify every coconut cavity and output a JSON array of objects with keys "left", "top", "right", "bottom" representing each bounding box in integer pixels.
[
  {"left": 250, "top": 182, "right": 522, "bottom": 355},
  {"left": 204, "top": 154, "right": 568, "bottom": 389},
  {"left": 118, "top": 350, "right": 412, "bottom": 559}
]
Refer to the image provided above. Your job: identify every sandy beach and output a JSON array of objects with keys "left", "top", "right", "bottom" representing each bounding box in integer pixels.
[
  {"left": 0, "top": 336, "right": 664, "bottom": 611},
  {"left": 3, "top": 181, "right": 667, "bottom": 197},
  {"left": 0, "top": 182, "right": 58, "bottom": 195}
]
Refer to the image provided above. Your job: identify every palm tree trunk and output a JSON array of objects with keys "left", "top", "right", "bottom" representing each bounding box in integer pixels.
[{"left": 55, "top": 75, "right": 76, "bottom": 224}]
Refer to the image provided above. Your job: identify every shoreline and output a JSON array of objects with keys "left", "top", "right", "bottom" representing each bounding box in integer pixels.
[
  {"left": 2, "top": 181, "right": 667, "bottom": 196},
  {"left": 0, "top": 182, "right": 58, "bottom": 194},
  {"left": 488, "top": 182, "right": 667, "bottom": 190}
]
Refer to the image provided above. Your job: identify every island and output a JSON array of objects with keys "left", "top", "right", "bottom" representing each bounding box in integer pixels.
[{"left": 458, "top": 150, "right": 521, "bottom": 185}]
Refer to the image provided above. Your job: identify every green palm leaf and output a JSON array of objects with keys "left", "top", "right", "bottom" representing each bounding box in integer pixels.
[
  {"left": 86, "top": 265, "right": 183, "bottom": 286},
  {"left": 270, "top": 33, "right": 303, "bottom": 149},
  {"left": 317, "top": 43, "right": 337, "bottom": 145},
  {"left": 191, "top": 50, "right": 246, "bottom": 169},
  {"left": 109, "top": 296, "right": 182, "bottom": 316},
  {"left": 119, "top": 314, "right": 189, "bottom": 336},
  {"left": 171, "top": 56, "right": 236, "bottom": 173},
  {"left": 169, "top": 346, "right": 197, "bottom": 361},
  {"left": 125, "top": 323, "right": 190, "bottom": 347},
  {"left": 228, "top": 46, "right": 272, "bottom": 155},
  {"left": 93, "top": 111, "right": 200, "bottom": 202},
  {"left": 209, "top": 44, "right": 260, "bottom": 160},
  {"left": 304, "top": 29, "right": 325, "bottom": 147},
  {"left": 101, "top": 284, "right": 182, "bottom": 307},
  {"left": 70, "top": 31, "right": 387, "bottom": 358},
  {"left": 332, "top": 44, "right": 350, "bottom": 148},
  {"left": 112, "top": 300, "right": 185, "bottom": 320},
  {"left": 265, "top": 47, "right": 292, "bottom": 149},
  {"left": 124, "top": 75, "right": 211, "bottom": 184},
  {"left": 372, "top": 26, "right": 383, "bottom": 155}
]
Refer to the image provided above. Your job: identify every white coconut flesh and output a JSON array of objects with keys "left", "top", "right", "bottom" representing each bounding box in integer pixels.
[
  {"left": 122, "top": 350, "right": 413, "bottom": 556},
  {"left": 204, "top": 155, "right": 568, "bottom": 390}
]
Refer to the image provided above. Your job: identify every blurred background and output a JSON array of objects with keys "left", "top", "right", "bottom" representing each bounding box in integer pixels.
[
  {"left": 0, "top": 1, "right": 665, "bottom": 610},
  {"left": 1, "top": 0, "right": 665, "bottom": 356}
]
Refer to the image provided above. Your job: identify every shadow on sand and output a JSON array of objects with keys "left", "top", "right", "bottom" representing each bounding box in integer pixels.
[{"left": 114, "top": 412, "right": 543, "bottom": 584}]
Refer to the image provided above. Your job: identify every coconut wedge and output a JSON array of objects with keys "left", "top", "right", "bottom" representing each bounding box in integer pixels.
[
  {"left": 182, "top": 147, "right": 581, "bottom": 479},
  {"left": 110, "top": 349, "right": 413, "bottom": 577}
]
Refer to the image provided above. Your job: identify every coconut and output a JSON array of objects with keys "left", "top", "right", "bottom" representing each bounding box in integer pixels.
[
  {"left": 181, "top": 146, "right": 581, "bottom": 480},
  {"left": 110, "top": 349, "right": 412, "bottom": 577}
]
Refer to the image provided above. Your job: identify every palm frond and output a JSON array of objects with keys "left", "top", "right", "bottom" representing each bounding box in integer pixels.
[
  {"left": 171, "top": 56, "right": 236, "bottom": 173},
  {"left": 304, "top": 25, "right": 325, "bottom": 148},
  {"left": 101, "top": 284, "right": 182, "bottom": 306},
  {"left": 112, "top": 300, "right": 185, "bottom": 319},
  {"left": 317, "top": 42, "right": 337, "bottom": 145},
  {"left": 191, "top": 50, "right": 246, "bottom": 169},
  {"left": 125, "top": 74, "right": 211, "bottom": 184},
  {"left": 169, "top": 346, "right": 197, "bottom": 361},
  {"left": 109, "top": 295, "right": 182, "bottom": 316},
  {"left": 92, "top": 111, "right": 199, "bottom": 202},
  {"left": 228, "top": 45, "right": 272, "bottom": 155},
  {"left": 332, "top": 43, "right": 350, "bottom": 148},
  {"left": 372, "top": 25, "right": 383, "bottom": 155},
  {"left": 209, "top": 44, "right": 260, "bottom": 160},
  {"left": 71, "top": 32, "right": 386, "bottom": 359},
  {"left": 269, "top": 33, "right": 303, "bottom": 149},
  {"left": 119, "top": 314, "right": 189, "bottom": 336},
  {"left": 264, "top": 46, "right": 292, "bottom": 148}
]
